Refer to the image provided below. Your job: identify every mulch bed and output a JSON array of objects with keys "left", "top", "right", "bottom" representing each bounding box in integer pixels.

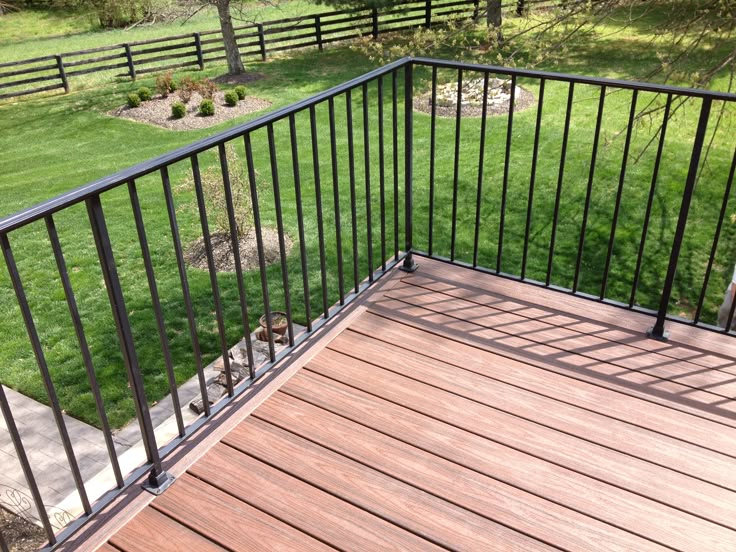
[
  {"left": 109, "top": 90, "right": 271, "bottom": 131},
  {"left": 184, "top": 229, "right": 293, "bottom": 273},
  {"left": 415, "top": 85, "right": 536, "bottom": 118},
  {"left": 0, "top": 507, "right": 46, "bottom": 552}
]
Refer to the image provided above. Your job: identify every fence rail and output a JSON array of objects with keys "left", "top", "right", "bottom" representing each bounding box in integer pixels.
[{"left": 3, "top": 56, "right": 734, "bottom": 550}]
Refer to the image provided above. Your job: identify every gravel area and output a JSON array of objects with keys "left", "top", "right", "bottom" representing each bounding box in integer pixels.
[
  {"left": 184, "top": 229, "right": 293, "bottom": 273},
  {"left": 416, "top": 77, "right": 536, "bottom": 118},
  {"left": 0, "top": 508, "right": 46, "bottom": 552},
  {"left": 109, "top": 91, "right": 271, "bottom": 130}
]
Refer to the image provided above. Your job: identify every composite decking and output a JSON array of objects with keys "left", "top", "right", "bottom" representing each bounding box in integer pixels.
[{"left": 90, "top": 258, "right": 736, "bottom": 551}]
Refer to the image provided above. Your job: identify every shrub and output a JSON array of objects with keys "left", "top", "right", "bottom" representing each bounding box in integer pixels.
[
  {"left": 178, "top": 76, "right": 196, "bottom": 103},
  {"left": 137, "top": 87, "right": 152, "bottom": 101},
  {"left": 197, "top": 77, "right": 218, "bottom": 100},
  {"left": 171, "top": 102, "right": 186, "bottom": 119},
  {"left": 199, "top": 99, "right": 215, "bottom": 116},
  {"left": 234, "top": 85, "right": 246, "bottom": 100},
  {"left": 126, "top": 93, "right": 141, "bottom": 108},
  {"left": 224, "top": 91, "right": 238, "bottom": 107},
  {"left": 155, "top": 72, "right": 176, "bottom": 98}
]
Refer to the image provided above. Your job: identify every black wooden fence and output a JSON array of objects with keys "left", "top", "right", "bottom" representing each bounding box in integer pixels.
[
  {"left": 0, "top": 0, "right": 477, "bottom": 100},
  {"left": 0, "top": 0, "right": 563, "bottom": 101}
]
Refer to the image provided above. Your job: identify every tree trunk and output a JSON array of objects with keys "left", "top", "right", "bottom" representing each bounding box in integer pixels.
[
  {"left": 487, "top": 0, "right": 502, "bottom": 27},
  {"left": 216, "top": 0, "right": 245, "bottom": 75}
]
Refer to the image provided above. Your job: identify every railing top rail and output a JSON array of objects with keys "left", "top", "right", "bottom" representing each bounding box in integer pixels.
[
  {"left": 0, "top": 57, "right": 410, "bottom": 236},
  {"left": 412, "top": 57, "right": 736, "bottom": 102}
]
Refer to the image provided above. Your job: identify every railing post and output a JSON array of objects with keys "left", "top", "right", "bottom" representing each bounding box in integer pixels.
[
  {"left": 257, "top": 24, "right": 267, "bottom": 61},
  {"left": 372, "top": 7, "right": 379, "bottom": 39},
  {"left": 55, "top": 54, "right": 69, "bottom": 93},
  {"left": 86, "top": 195, "right": 174, "bottom": 493},
  {"left": 315, "top": 15, "right": 323, "bottom": 51},
  {"left": 401, "top": 61, "right": 417, "bottom": 273},
  {"left": 425, "top": 0, "right": 432, "bottom": 28},
  {"left": 124, "top": 43, "right": 136, "bottom": 80},
  {"left": 648, "top": 97, "right": 712, "bottom": 341},
  {"left": 193, "top": 32, "right": 204, "bottom": 70}
]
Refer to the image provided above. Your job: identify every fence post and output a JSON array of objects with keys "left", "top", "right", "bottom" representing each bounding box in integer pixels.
[
  {"left": 516, "top": 0, "right": 525, "bottom": 15},
  {"left": 124, "top": 43, "right": 136, "bottom": 80},
  {"left": 372, "top": 7, "right": 379, "bottom": 39},
  {"left": 401, "top": 61, "right": 417, "bottom": 273},
  {"left": 257, "top": 24, "right": 267, "bottom": 61},
  {"left": 193, "top": 32, "right": 204, "bottom": 70},
  {"left": 425, "top": 0, "right": 432, "bottom": 28},
  {"left": 55, "top": 54, "right": 69, "bottom": 93},
  {"left": 315, "top": 15, "right": 323, "bottom": 51},
  {"left": 648, "top": 97, "right": 712, "bottom": 341},
  {"left": 472, "top": 0, "right": 480, "bottom": 20},
  {"left": 86, "top": 195, "right": 174, "bottom": 493}
]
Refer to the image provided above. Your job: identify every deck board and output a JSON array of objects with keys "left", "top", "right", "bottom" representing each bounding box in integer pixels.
[{"left": 97, "top": 260, "right": 736, "bottom": 551}]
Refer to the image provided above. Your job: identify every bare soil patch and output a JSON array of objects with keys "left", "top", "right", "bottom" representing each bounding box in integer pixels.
[
  {"left": 212, "top": 72, "right": 265, "bottom": 86},
  {"left": 109, "top": 90, "right": 271, "bottom": 130},
  {"left": 416, "top": 77, "right": 535, "bottom": 118},
  {"left": 0, "top": 507, "right": 46, "bottom": 552},
  {"left": 184, "top": 229, "right": 293, "bottom": 273}
]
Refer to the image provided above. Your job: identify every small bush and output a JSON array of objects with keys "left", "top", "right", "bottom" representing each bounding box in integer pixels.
[
  {"left": 169, "top": 79, "right": 178, "bottom": 92},
  {"left": 197, "top": 77, "right": 218, "bottom": 100},
  {"left": 155, "top": 72, "right": 176, "bottom": 98},
  {"left": 179, "top": 76, "right": 196, "bottom": 103},
  {"left": 126, "top": 93, "right": 141, "bottom": 108},
  {"left": 234, "top": 85, "right": 246, "bottom": 100},
  {"left": 171, "top": 102, "right": 187, "bottom": 119},
  {"left": 224, "top": 91, "right": 238, "bottom": 107},
  {"left": 199, "top": 99, "right": 215, "bottom": 116},
  {"left": 137, "top": 87, "right": 152, "bottom": 101}
]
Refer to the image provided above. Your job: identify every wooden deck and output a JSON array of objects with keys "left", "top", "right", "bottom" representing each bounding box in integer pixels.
[{"left": 90, "top": 258, "right": 736, "bottom": 551}]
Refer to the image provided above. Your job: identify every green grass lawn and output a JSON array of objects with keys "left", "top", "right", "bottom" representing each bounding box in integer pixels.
[{"left": 1, "top": 4, "right": 735, "bottom": 429}]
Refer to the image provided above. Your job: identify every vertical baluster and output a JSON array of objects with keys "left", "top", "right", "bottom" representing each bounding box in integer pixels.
[
  {"left": 521, "top": 78, "right": 545, "bottom": 280},
  {"left": 1, "top": 233, "right": 92, "bottom": 514},
  {"left": 650, "top": 97, "right": 712, "bottom": 340},
  {"left": 694, "top": 145, "right": 736, "bottom": 324},
  {"left": 546, "top": 81, "right": 574, "bottom": 286},
  {"left": 472, "top": 73, "right": 490, "bottom": 267},
  {"left": 402, "top": 62, "right": 417, "bottom": 272},
  {"left": 161, "top": 167, "right": 209, "bottom": 416},
  {"left": 428, "top": 66, "right": 438, "bottom": 257},
  {"left": 573, "top": 85, "right": 606, "bottom": 293},
  {"left": 600, "top": 89, "right": 638, "bottom": 299},
  {"left": 218, "top": 144, "right": 256, "bottom": 377},
  {"left": 267, "top": 124, "right": 295, "bottom": 347},
  {"left": 190, "top": 155, "right": 234, "bottom": 396},
  {"left": 309, "top": 106, "right": 330, "bottom": 318},
  {"left": 328, "top": 98, "right": 345, "bottom": 304},
  {"left": 378, "top": 76, "right": 387, "bottom": 271},
  {"left": 630, "top": 94, "right": 672, "bottom": 307},
  {"left": 346, "top": 90, "right": 360, "bottom": 294},
  {"left": 0, "top": 384, "right": 56, "bottom": 545},
  {"left": 450, "top": 69, "right": 463, "bottom": 261},
  {"left": 46, "top": 215, "right": 123, "bottom": 487},
  {"left": 128, "top": 180, "right": 185, "bottom": 437},
  {"left": 363, "top": 81, "right": 374, "bottom": 280},
  {"left": 244, "top": 134, "right": 277, "bottom": 359},
  {"left": 392, "top": 70, "right": 400, "bottom": 261},
  {"left": 85, "top": 196, "right": 172, "bottom": 492},
  {"left": 497, "top": 74, "right": 517, "bottom": 273},
  {"left": 289, "top": 114, "right": 313, "bottom": 332}
]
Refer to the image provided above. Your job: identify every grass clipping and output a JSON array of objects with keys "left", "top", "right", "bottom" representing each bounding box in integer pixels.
[{"left": 182, "top": 145, "right": 292, "bottom": 273}]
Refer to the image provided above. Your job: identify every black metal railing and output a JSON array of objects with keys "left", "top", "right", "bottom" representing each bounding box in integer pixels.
[{"left": 1, "top": 57, "right": 735, "bottom": 549}]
